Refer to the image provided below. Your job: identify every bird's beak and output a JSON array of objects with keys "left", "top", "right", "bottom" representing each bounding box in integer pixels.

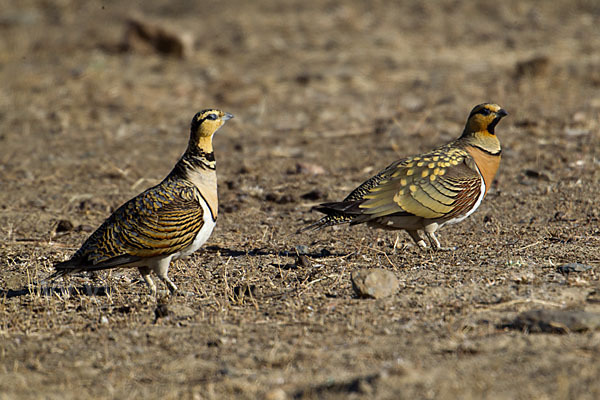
[
  {"left": 497, "top": 109, "right": 508, "bottom": 118},
  {"left": 223, "top": 112, "right": 234, "bottom": 121}
]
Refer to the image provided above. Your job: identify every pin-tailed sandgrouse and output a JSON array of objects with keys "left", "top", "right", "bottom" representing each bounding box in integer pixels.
[
  {"left": 50, "top": 109, "right": 233, "bottom": 294},
  {"left": 302, "top": 103, "right": 508, "bottom": 250}
]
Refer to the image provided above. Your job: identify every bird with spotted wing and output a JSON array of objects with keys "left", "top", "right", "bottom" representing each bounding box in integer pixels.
[
  {"left": 301, "top": 103, "right": 508, "bottom": 250},
  {"left": 48, "top": 109, "right": 233, "bottom": 295}
]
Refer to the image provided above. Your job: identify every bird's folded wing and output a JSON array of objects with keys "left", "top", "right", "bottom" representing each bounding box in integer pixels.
[
  {"left": 67, "top": 181, "right": 205, "bottom": 269},
  {"left": 359, "top": 154, "right": 482, "bottom": 219}
]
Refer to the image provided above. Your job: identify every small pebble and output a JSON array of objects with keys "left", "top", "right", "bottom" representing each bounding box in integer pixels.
[
  {"left": 295, "top": 162, "right": 325, "bottom": 175},
  {"left": 295, "top": 245, "right": 309, "bottom": 255},
  {"left": 557, "top": 263, "right": 593, "bottom": 275},
  {"left": 265, "top": 388, "right": 287, "bottom": 400},
  {"left": 300, "top": 189, "right": 325, "bottom": 200},
  {"left": 295, "top": 254, "right": 312, "bottom": 268},
  {"left": 55, "top": 219, "right": 74, "bottom": 233}
]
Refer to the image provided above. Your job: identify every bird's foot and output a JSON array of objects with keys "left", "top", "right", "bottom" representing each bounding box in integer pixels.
[
  {"left": 434, "top": 246, "right": 457, "bottom": 252},
  {"left": 156, "top": 290, "right": 172, "bottom": 304},
  {"left": 163, "top": 278, "right": 178, "bottom": 297}
]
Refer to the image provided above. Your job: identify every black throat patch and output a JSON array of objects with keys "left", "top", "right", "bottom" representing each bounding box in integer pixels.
[{"left": 487, "top": 116, "right": 503, "bottom": 135}]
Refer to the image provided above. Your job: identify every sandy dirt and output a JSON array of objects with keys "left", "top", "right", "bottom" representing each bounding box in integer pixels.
[{"left": 1, "top": 0, "right": 600, "bottom": 398}]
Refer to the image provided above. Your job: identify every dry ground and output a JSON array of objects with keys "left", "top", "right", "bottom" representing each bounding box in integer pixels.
[{"left": 1, "top": 0, "right": 600, "bottom": 399}]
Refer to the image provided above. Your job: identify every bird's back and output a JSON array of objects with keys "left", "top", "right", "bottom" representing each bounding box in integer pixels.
[
  {"left": 304, "top": 139, "right": 471, "bottom": 230},
  {"left": 57, "top": 177, "right": 206, "bottom": 271}
]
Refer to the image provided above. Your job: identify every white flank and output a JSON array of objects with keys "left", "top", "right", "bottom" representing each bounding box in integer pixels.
[{"left": 173, "top": 198, "right": 216, "bottom": 260}]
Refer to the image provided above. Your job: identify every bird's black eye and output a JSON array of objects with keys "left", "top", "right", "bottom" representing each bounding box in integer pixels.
[
  {"left": 205, "top": 113, "right": 218, "bottom": 121},
  {"left": 479, "top": 108, "right": 491, "bottom": 116}
]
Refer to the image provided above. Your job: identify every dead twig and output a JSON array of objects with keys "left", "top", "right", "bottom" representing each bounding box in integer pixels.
[
  {"left": 365, "top": 246, "right": 399, "bottom": 269},
  {"left": 516, "top": 241, "right": 542, "bottom": 251}
]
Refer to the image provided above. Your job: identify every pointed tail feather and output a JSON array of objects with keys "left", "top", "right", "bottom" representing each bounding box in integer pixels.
[
  {"left": 297, "top": 201, "right": 365, "bottom": 233},
  {"left": 39, "top": 268, "right": 75, "bottom": 285},
  {"left": 39, "top": 258, "right": 82, "bottom": 284},
  {"left": 42, "top": 253, "right": 141, "bottom": 284},
  {"left": 297, "top": 215, "right": 345, "bottom": 233}
]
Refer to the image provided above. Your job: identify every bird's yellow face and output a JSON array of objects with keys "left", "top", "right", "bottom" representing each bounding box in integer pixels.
[
  {"left": 464, "top": 103, "right": 508, "bottom": 136},
  {"left": 192, "top": 109, "right": 234, "bottom": 138}
]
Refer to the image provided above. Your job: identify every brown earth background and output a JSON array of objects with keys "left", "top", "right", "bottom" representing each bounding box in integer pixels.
[{"left": 1, "top": 0, "right": 600, "bottom": 399}]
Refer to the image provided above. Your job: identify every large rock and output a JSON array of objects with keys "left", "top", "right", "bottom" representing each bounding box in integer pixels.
[
  {"left": 121, "top": 17, "right": 194, "bottom": 59},
  {"left": 351, "top": 268, "right": 399, "bottom": 299}
]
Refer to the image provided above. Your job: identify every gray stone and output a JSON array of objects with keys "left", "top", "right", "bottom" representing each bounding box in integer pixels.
[
  {"left": 352, "top": 268, "right": 399, "bottom": 299},
  {"left": 557, "top": 263, "right": 593, "bottom": 275}
]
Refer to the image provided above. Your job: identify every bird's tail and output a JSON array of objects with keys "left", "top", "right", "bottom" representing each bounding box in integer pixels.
[
  {"left": 297, "top": 201, "right": 360, "bottom": 233},
  {"left": 39, "top": 259, "right": 82, "bottom": 285},
  {"left": 44, "top": 253, "right": 140, "bottom": 283},
  {"left": 297, "top": 215, "right": 344, "bottom": 233},
  {"left": 38, "top": 258, "right": 90, "bottom": 284},
  {"left": 39, "top": 270, "right": 64, "bottom": 285}
]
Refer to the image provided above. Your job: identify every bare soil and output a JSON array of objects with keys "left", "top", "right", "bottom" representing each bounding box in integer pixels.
[{"left": 1, "top": 1, "right": 600, "bottom": 399}]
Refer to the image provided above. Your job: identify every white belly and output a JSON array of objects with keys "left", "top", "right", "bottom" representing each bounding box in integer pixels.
[{"left": 172, "top": 199, "right": 216, "bottom": 260}]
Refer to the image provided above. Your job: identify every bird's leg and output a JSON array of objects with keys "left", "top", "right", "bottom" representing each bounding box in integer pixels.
[
  {"left": 423, "top": 223, "right": 456, "bottom": 251},
  {"left": 392, "top": 234, "right": 400, "bottom": 253},
  {"left": 407, "top": 230, "right": 428, "bottom": 249},
  {"left": 424, "top": 231, "right": 456, "bottom": 252},
  {"left": 138, "top": 267, "right": 157, "bottom": 296},
  {"left": 153, "top": 259, "right": 178, "bottom": 295}
]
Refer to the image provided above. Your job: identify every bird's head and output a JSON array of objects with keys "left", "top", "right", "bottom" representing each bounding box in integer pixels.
[
  {"left": 188, "top": 109, "right": 233, "bottom": 151},
  {"left": 191, "top": 109, "right": 233, "bottom": 138},
  {"left": 462, "top": 103, "right": 508, "bottom": 137}
]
